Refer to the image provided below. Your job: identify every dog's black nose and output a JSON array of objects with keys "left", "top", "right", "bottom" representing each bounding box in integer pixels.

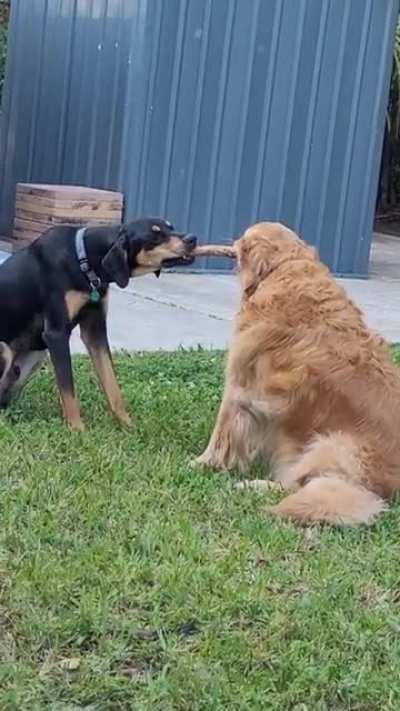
[{"left": 183, "top": 234, "right": 197, "bottom": 247}]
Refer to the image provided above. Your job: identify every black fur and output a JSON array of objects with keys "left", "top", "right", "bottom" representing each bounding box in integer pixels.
[{"left": 0, "top": 218, "right": 196, "bottom": 426}]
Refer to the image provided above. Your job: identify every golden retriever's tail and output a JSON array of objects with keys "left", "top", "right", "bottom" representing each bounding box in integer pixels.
[{"left": 270, "top": 475, "right": 386, "bottom": 526}]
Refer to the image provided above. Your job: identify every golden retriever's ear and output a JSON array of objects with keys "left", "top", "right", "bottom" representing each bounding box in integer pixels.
[
  {"left": 241, "top": 268, "right": 255, "bottom": 296},
  {"left": 240, "top": 257, "right": 267, "bottom": 297},
  {"left": 236, "top": 233, "right": 274, "bottom": 296}
]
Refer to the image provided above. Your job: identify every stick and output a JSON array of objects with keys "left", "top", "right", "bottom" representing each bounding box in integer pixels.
[{"left": 193, "top": 244, "right": 237, "bottom": 259}]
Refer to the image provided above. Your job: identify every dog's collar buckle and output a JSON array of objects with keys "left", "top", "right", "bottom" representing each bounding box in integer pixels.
[{"left": 75, "top": 227, "right": 103, "bottom": 300}]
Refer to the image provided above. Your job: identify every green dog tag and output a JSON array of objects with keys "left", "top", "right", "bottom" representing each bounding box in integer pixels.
[{"left": 90, "top": 289, "right": 101, "bottom": 303}]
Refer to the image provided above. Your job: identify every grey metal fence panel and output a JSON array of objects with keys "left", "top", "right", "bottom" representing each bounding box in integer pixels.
[
  {"left": 0, "top": 0, "right": 134, "bottom": 230},
  {"left": 0, "top": 0, "right": 398, "bottom": 275}
]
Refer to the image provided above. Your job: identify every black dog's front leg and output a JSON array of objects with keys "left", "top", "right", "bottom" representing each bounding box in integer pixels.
[
  {"left": 79, "top": 301, "right": 132, "bottom": 428},
  {"left": 43, "top": 326, "right": 83, "bottom": 431}
]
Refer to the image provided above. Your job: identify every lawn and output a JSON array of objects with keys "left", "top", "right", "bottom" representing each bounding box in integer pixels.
[{"left": 1, "top": 349, "right": 400, "bottom": 710}]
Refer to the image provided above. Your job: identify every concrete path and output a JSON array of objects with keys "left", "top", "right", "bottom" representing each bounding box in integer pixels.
[
  {"left": 1, "top": 233, "right": 400, "bottom": 352},
  {"left": 70, "top": 273, "right": 238, "bottom": 353}
]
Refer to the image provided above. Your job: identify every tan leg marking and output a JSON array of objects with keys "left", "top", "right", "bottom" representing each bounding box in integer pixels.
[
  {"left": 65, "top": 290, "right": 89, "bottom": 321},
  {"left": 87, "top": 345, "right": 132, "bottom": 427},
  {"left": 60, "top": 390, "right": 84, "bottom": 431}
]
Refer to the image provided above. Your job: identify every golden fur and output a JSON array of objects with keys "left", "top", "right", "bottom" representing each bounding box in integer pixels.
[{"left": 195, "top": 222, "right": 400, "bottom": 525}]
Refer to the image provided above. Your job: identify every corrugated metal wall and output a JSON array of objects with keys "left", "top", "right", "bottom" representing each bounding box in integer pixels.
[
  {"left": 0, "top": 0, "right": 134, "bottom": 223},
  {"left": 0, "top": 0, "right": 398, "bottom": 275}
]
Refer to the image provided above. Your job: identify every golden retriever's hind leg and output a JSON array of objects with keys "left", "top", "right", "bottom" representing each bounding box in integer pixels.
[
  {"left": 269, "top": 476, "right": 386, "bottom": 526},
  {"left": 269, "top": 433, "right": 387, "bottom": 525},
  {"left": 235, "top": 479, "right": 283, "bottom": 492}
]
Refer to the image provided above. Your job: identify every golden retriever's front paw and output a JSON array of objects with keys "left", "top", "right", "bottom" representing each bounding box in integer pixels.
[
  {"left": 190, "top": 451, "right": 226, "bottom": 471},
  {"left": 190, "top": 453, "right": 212, "bottom": 469}
]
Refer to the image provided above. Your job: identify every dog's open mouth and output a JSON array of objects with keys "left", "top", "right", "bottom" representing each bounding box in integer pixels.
[
  {"left": 161, "top": 253, "right": 195, "bottom": 268},
  {"left": 159, "top": 234, "right": 197, "bottom": 269}
]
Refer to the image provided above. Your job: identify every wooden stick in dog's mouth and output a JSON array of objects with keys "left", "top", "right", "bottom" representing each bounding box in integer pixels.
[{"left": 193, "top": 244, "right": 237, "bottom": 259}]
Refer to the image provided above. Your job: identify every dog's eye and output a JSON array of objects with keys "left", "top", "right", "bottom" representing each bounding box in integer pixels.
[{"left": 152, "top": 225, "right": 161, "bottom": 233}]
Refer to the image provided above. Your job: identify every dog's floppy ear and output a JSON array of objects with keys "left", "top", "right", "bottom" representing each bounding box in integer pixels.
[
  {"left": 101, "top": 230, "right": 130, "bottom": 288},
  {"left": 241, "top": 262, "right": 265, "bottom": 297},
  {"left": 238, "top": 243, "right": 268, "bottom": 297}
]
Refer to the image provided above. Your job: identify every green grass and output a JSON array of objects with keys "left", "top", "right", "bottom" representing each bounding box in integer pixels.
[{"left": 1, "top": 349, "right": 400, "bottom": 710}]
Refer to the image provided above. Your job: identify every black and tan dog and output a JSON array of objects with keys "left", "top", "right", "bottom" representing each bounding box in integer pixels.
[{"left": 0, "top": 218, "right": 196, "bottom": 430}]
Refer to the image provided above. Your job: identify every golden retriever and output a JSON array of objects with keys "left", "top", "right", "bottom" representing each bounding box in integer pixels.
[{"left": 194, "top": 222, "right": 400, "bottom": 525}]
